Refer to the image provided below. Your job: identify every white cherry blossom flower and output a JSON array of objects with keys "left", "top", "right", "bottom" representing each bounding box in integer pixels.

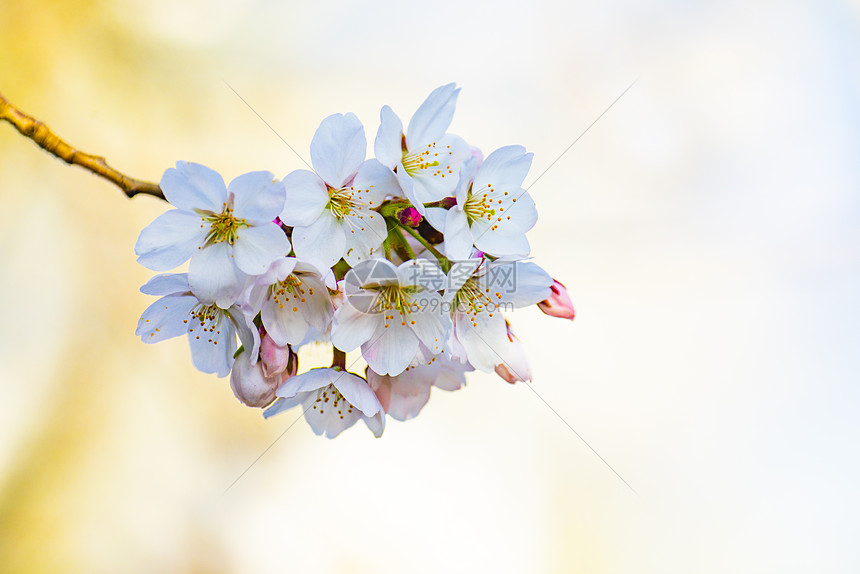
[
  {"left": 248, "top": 256, "right": 336, "bottom": 346},
  {"left": 425, "top": 146, "right": 537, "bottom": 260},
  {"left": 263, "top": 367, "right": 385, "bottom": 438},
  {"left": 135, "top": 273, "right": 258, "bottom": 377},
  {"left": 444, "top": 258, "right": 552, "bottom": 372},
  {"left": 135, "top": 162, "right": 290, "bottom": 307},
  {"left": 332, "top": 259, "right": 451, "bottom": 376},
  {"left": 374, "top": 83, "right": 471, "bottom": 213},
  {"left": 279, "top": 113, "right": 399, "bottom": 266}
]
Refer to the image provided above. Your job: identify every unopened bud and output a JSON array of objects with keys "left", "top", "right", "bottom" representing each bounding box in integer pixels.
[
  {"left": 230, "top": 352, "right": 279, "bottom": 408},
  {"left": 260, "top": 331, "right": 292, "bottom": 378},
  {"left": 397, "top": 206, "right": 422, "bottom": 227},
  {"left": 538, "top": 279, "right": 575, "bottom": 320}
]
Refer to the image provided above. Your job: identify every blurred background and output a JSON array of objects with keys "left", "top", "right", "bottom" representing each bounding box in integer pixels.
[{"left": 2, "top": 0, "right": 859, "bottom": 571}]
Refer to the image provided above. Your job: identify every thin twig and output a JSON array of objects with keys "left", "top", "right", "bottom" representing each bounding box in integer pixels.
[
  {"left": 400, "top": 224, "right": 450, "bottom": 271},
  {"left": 0, "top": 91, "right": 165, "bottom": 200}
]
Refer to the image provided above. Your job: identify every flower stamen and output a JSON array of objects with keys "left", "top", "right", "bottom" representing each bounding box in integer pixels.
[
  {"left": 201, "top": 202, "right": 248, "bottom": 246},
  {"left": 463, "top": 184, "right": 497, "bottom": 224}
]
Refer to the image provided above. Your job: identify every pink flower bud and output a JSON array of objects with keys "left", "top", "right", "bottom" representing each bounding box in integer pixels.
[
  {"left": 538, "top": 279, "right": 575, "bottom": 320},
  {"left": 260, "top": 331, "right": 292, "bottom": 378},
  {"left": 397, "top": 206, "right": 422, "bottom": 227}
]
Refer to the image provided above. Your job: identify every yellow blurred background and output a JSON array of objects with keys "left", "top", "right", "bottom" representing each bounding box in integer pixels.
[{"left": 2, "top": 0, "right": 859, "bottom": 572}]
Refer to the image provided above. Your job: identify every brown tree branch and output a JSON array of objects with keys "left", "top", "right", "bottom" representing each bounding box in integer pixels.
[{"left": 0, "top": 91, "right": 166, "bottom": 201}]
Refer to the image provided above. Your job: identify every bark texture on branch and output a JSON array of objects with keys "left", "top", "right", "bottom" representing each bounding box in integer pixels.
[{"left": 0, "top": 91, "right": 165, "bottom": 201}]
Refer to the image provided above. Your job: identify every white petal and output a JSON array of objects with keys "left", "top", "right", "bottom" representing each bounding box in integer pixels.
[
  {"left": 363, "top": 412, "right": 386, "bottom": 437},
  {"left": 385, "top": 373, "right": 433, "bottom": 422},
  {"left": 411, "top": 168, "right": 458, "bottom": 205},
  {"left": 230, "top": 171, "right": 286, "bottom": 224},
  {"left": 473, "top": 228, "right": 531, "bottom": 259},
  {"left": 292, "top": 258, "right": 330, "bottom": 282},
  {"left": 228, "top": 304, "right": 260, "bottom": 362},
  {"left": 333, "top": 372, "right": 383, "bottom": 416},
  {"left": 502, "top": 261, "right": 553, "bottom": 307},
  {"left": 406, "top": 83, "right": 459, "bottom": 149},
  {"left": 161, "top": 161, "right": 226, "bottom": 213},
  {"left": 394, "top": 165, "right": 423, "bottom": 213},
  {"left": 344, "top": 207, "right": 387, "bottom": 248},
  {"left": 352, "top": 159, "right": 401, "bottom": 206},
  {"left": 396, "top": 258, "right": 446, "bottom": 291},
  {"left": 261, "top": 294, "right": 310, "bottom": 346},
  {"left": 291, "top": 210, "right": 346, "bottom": 267},
  {"left": 331, "top": 303, "right": 379, "bottom": 351},
  {"left": 473, "top": 145, "right": 533, "bottom": 192},
  {"left": 454, "top": 310, "right": 509, "bottom": 372},
  {"left": 276, "top": 368, "right": 333, "bottom": 397},
  {"left": 374, "top": 105, "right": 404, "bottom": 169},
  {"left": 233, "top": 224, "right": 291, "bottom": 276},
  {"left": 298, "top": 276, "right": 334, "bottom": 332},
  {"left": 494, "top": 189, "right": 538, "bottom": 234},
  {"left": 366, "top": 369, "right": 391, "bottom": 412},
  {"left": 409, "top": 304, "right": 450, "bottom": 355},
  {"left": 434, "top": 359, "right": 472, "bottom": 391},
  {"left": 280, "top": 170, "right": 329, "bottom": 227},
  {"left": 140, "top": 273, "right": 190, "bottom": 296},
  {"left": 342, "top": 225, "right": 384, "bottom": 267},
  {"left": 494, "top": 328, "right": 532, "bottom": 383},
  {"left": 455, "top": 156, "right": 478, "bottom": 206},
  {"left": 187, "top": 312, "right": 236, "bottom": 377},
  {"left": 256, "top": 256, "right": 298, "bottom": 286},
  {"left": 423, "top": 207, "right": 447, "bottom": 232},
  {"left": 135, "top": 210, "right": 207, "bottom": 271},
  {"left": 188, "top": 242, "right": 248, "bottom": 308},
  {"left": 303, "top": 392, "right": 363, "bottom": 439},
  {"left": 262, "top": 394, "right": 306, "bottom": 418},
  {"left": 442, "top": 208, "right": 473, "bottom": 261},
  {"left": 136, "top": 294, "right": 196, "bottom": 343},
  {"left": 310, "top": 113, "right": 366, "bottom": 188},
  {"left": 362, "top": 322, "right": 419, "bottom": 376}
]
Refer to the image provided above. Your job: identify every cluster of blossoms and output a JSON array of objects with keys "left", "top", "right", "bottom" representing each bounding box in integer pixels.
[{"left": 135, "top": 84, "right": 576, "bottom": 438}]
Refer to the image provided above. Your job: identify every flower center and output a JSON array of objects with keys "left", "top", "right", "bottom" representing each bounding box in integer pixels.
[
  {"left": 187, "top": 304, "right": 225, "bottom": 342},
  {"left": 453, "top": 277, "right": 502, "bottom": 326},
  {"left": 270, "top": 275, "right": 307, "bottom": 311},
  {"left": 370, "top": 284, "right": 422, "bottom": 328},
  {"left": 327, "top": 186, "right": 356, "bottom": 220},
  {"left": 463, "top": 184, "right": 496, "bottom": 224},
  {"left": 204, "top": 205, "right": 248, "bottom": 245},
  {"left": 402, "top": 147, "right": 440, "bottom": 176},
  {"left": 311, "top": 384, "right": 355, "bottom": 420}
]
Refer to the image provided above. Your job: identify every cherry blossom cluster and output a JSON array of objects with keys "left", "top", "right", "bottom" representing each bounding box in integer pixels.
[{"left": 134, "top": 84, "right": 576, "bottom": 438}]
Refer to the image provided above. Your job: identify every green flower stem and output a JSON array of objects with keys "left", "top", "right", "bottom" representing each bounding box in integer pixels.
[
  {"left": 392, "top": 227, "right": 417, "bottom": 260},
  {"left": 401, "top": 224, "right": 451, "bottom": 272}
]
